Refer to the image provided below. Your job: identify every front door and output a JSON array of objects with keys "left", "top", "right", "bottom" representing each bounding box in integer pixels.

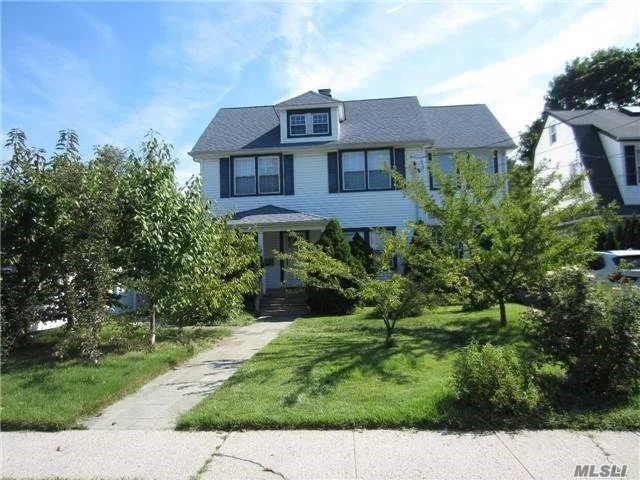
[{"left": 281, "top": 231, "right": 308, "bottom": 288}]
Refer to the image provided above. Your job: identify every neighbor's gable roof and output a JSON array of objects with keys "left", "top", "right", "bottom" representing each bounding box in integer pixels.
[
  {"left": 548, "top": 109, "right": 640, "bottom": 141},
  {"left": 275, "top": 90, "right": 342, "bottom": 107},
  {"left": 422, "top": 104, "right": 515, "bottom": 150},
  {"left": 191, "top": 96, "right": 433, "bottom": 154}
]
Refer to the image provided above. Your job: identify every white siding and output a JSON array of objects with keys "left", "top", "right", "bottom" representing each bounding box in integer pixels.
[
  {"left": 534, "top": 116, "right": 592, "bottom": 194},
  {"left": 201, "top": 147, "right": 424, "bottom": 232},
  {"left": 600, "top": 134, "right": 640, "bottom": 206}
]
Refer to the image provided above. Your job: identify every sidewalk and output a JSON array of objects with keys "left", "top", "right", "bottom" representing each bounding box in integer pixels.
[
  {"left": 2, "top": 429, "right": 638, "bottom": 479},
  {"left": 83, "top": 320, "right": 292, "bottom": 430}
]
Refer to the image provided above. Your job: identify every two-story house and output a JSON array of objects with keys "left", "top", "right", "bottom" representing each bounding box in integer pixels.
[
  {"left": 190, "top": 90, "right": 514, "bottom": 293},
  {"left": 533, "top": 107, "right": 640, "bottom": 216}
]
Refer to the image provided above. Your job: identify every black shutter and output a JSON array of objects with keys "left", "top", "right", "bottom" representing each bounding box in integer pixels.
[
  {"left": 220, "top": 157, "right": 230, "bottom": 198},
  {"left": 283, "top": 154, "right": 294, "bottom": 195},
  {"left": 493, "top": 150, "right": 499, "bottom": 173},
  {"left": 624, "top": 145, "right": 637, "bottom": 185},
  {"left": 328, "top": 151, "right": 339, "bottom": 193},
  {"left": 394, "top": 147, "right": 406, "bottom": 179}
]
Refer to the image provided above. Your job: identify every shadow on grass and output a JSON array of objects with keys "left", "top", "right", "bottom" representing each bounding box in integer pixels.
[{"left": 222, "top": 309, "right": 522, "bottom": 405}]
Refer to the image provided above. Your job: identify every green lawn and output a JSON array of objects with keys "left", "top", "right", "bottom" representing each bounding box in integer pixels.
[
  {"left": 178, "top": 304, "right": 640, "bottom": 431},
  {"left": 1, "top": 325, "right": 230, "bottom": 431}
]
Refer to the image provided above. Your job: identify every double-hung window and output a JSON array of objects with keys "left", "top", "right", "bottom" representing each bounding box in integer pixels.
[
  {"left": 258, "top": 155, "right": 280, "bottom": 194},
  {"left": 233, "top": 155, "right": 281, "bottom": 195},
  {"left": 367, "top": 150, "right": 392, "bottom": 189},
  {"left": 234, "top": 157, "right": 256, "bottom": 195},
  {"left": 312, "top": 113, "right": 329, "bottom": 134},
  {"left": 288, "top": 109, "right": 331, "bottom": 137},
  {"left": 549, "top": 124, "right": 557, "bottom": 144},
  {"left": 429, "top": 153, "right": 454, "bottom": 190},
  {"left": 342, "top": 151, "right": 366, "bottom": 191}
]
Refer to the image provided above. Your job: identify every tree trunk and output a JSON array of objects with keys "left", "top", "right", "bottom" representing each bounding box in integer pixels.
[
  {"left": 149, "top": 302, "right": 156, "bottom": 345},
  {"left": 498, "top": 297, "right": 507, "bottom": 327}
]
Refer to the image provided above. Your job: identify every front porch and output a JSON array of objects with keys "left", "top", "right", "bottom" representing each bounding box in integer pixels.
[{"left": 229, "top": 205, "right": 329, "bottom": 299}]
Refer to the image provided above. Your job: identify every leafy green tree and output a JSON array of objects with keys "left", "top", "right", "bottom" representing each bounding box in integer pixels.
[
  {"left": 117, "top": 133, "right": 261, "bottom": 343},
  {"left": 1, "top": 130, "right": 59, "bottom": 353},
  {"left": 520, "top": 44, "right": 640, "bottom": 165},
  {"left": 304, "top": 219, "right": 361, "bottom": 315},
  {"left": 349, "top": 232, "right": 375, "bottom": 274},
  {"left": 396, "top": 153, "right": 609, "bottom": 326}
]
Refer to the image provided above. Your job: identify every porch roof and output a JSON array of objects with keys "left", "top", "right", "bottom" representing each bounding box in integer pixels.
[{"left": 229, "top": 205, "right": 329, "bottom": 231}]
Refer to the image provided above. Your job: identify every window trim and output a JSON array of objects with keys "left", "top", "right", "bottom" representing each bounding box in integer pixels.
[
  {"left": 233, "top": 156, "right": 257, "bottom": 196},
  {"left": 338, "top": 147, "right": 394, "bottom": 192},
  {"left": 257, "top": 155, "right": 281, "bottom": 195},
  {"left": 636, "top": 146, "right": 640, "bottom": 185},
  {"left": 549, "top": 123, "right": 557, "bottom": 144},
  {"left": 286, "top": 108, "right": 332, "bottom": 138},
  {"left": 230, "top": 153, "right": 284, "bottom": 197}
]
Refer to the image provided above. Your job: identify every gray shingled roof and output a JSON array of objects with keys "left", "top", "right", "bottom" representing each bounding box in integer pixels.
[
  {"left": 422, "top": 105, "right": 516, "bottom": 150},
  {"left": 191, "top": 97, "right": 514, "bottom": 155},
  {"left": 549, "top": 109, "right": 640, "bottom": 141},
  {"left": 276, "top": 90, "right": 341, "bottom": 107},
  {"left": 230, "top": 205, "right": 328, "bottom": 226}
]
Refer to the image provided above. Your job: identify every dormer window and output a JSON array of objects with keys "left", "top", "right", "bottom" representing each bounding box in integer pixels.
[
  {"left": 312, "top": 112, "right": 329, "bottom": 134},
  {"left": 287, "top": 108, "right": 332, "bottom": 138}
]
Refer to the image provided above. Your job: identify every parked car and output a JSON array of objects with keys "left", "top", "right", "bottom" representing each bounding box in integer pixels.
[{"left": 589, "top": 250, "right": 640, "bottom": 286}]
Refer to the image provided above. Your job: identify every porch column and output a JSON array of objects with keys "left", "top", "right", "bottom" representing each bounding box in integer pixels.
[{"left": 258, "top": 231, "right": 267, "bottom": 294}]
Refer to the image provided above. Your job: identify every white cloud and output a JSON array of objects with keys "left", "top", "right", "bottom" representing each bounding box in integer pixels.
[
  {"left": 71, "top": 7, "right": 117, "bottom": 49},
  {"left": 424, "top": 1, "right": 639, "bottom": 140},
  {"left": 275, "top": 3, "right": 499, "bottom": 98}
]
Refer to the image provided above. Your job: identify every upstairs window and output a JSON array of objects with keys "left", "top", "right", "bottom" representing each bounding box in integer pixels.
[
  {"left": 367, "top": 150, "right": 392, "bottom": 189},
  {"left": 312, "top": 112, "right": 329, "bottom": 134},
  {"left": 624, "top": 145, "right": 639, "bottom": 185},
  {"left": 549, "top": 123, "right": 557, "bottom": 144},
  {"left": 289, "top": 114, "right": 306, "bottom": 136},
  {"left": 234, "top": 157, "right": 256, "bottom": 195},
  {"left": 429, "top": 153, "right": 454, "bottom": 190},
  {"left": 342, "top": 151, "right": 366, "bottom": 191},
  {"left": 258, "top": 156, "right": 280, "bottom": 194},
  {"left": 287, "top": 109, "right": 332, "bottom": 138}
]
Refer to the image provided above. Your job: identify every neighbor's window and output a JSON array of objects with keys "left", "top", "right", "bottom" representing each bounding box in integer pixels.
[
  {"left": 234, "top": 157, "right": 256, "bottom": 195},
  {"left": 367, "top": 150, "right": 392, "bottom": 189},
  {"left": 258, "top": 155, "right": 280, "bottom": 194},
  {"left": 342, "top": 151, "right": 366, "bottom": 191},
  {"left": 312, "top": 112, "right": 329, "bottom": 134},
  {"left": 636, "top": 146, "right": 640, "bottom": 182},
  {"left": 549, "top": 123, "right": 557, "bottom": 144},
  {"left": 289, "top": 114, "right": 307, "bottom": 136},
  {"left": 429, "top": 153, "right": 454, "bottom": 190}
]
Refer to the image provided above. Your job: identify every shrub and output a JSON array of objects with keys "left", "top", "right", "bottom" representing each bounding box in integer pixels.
[
  {"left": 452, "top": 341, "right": 541, "bottom": 413},
  {"left": 523, "top": 267, "right": 640, "bottom": 396},
  {"left": 307, "top": 219, "right": 360, "bottom": 315},
  {"left": 350, "top": 232, "right": 375, "bottom": 274}
]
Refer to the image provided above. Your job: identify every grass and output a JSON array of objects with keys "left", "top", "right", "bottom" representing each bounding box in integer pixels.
[
  {"left": 1, "top": 323, "right": 231, "bottom": 431},
  {"left": 178, "top": 304, "right": 640, "bottom": 431}
]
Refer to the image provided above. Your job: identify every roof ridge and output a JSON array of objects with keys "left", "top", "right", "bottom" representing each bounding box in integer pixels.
[
  {"left": 422, "top": 103, "right": 486, "bottom": 108},
  {"left": 344, "top": 96, "right": 417, "bottom": 103},
  {"left": 219, "top": 105, "right": 277, "bottom": 110}
]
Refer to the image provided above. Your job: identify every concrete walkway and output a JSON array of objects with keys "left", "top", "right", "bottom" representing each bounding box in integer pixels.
[
  {"left": 83, "top": 319, "right": 292, "bottom": 430},
  {"left": 2, "top": 430, "right": 638, "bottom": 479}
]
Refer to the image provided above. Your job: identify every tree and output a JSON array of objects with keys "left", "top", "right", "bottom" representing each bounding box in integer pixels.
[
  {"left": 519, "top": 44, "right": 640, "bottom": 166},
  {"left": 349, "top": 232, "right": 375, "bottom": 274},
  {"left": 1, "top": 130, "right": 59, "bottom": 353},
  {"left": 395, "top": 153, "right": 610, "bottom": 326},
  {"left": 304, "top": 219, "right": 361, "bottom": 315},
  {"left": 117, "top": 133, "right": 261, "bottom": 343}
]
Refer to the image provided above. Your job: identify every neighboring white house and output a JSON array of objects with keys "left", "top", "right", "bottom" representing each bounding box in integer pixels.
[
  {"left": 534, "top": 107, "right": 640, "bottom": 216},
  {"left": 190, "top": 90, "right": 514, "bottom": 293}
]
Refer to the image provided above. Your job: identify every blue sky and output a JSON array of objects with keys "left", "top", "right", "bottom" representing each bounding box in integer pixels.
[{"left": 2, "top": 1, "right": 639, "bottom": 183}]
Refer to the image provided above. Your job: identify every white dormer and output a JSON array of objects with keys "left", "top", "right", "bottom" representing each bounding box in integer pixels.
[{"left": 275, "top": 89, "right": 345, "bottom": 144}]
